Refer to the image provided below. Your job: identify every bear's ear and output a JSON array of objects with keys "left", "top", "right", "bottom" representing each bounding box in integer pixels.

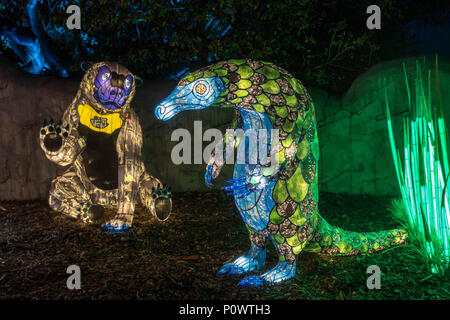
[
  {"left": 134, "top": 76, "right": 144, "bottom": 88},
  {"left": 80, "top": 61, "right": 94, "bottom": 72}
]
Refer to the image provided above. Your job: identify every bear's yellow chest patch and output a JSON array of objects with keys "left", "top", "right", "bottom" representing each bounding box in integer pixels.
[{"left": 77, "top": 104, "right": 123, "bottom": 134}]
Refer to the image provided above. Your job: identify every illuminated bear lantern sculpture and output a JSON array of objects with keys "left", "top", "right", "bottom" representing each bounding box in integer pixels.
[{"left": 40, "top": 62, "right": 172, "bottom": 231}]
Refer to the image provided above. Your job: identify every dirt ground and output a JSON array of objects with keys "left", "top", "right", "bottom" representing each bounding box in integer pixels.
[{"left": 0, "top": 191, "right": 448, "bottom": 300}]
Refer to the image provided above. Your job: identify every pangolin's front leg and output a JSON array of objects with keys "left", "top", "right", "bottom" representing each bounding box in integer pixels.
[
  {"left": 205, "top": 127, "right": 236, "bottom": 187},
  {"left": 205, "top": 112, "right": 243, "bottom": 187}
]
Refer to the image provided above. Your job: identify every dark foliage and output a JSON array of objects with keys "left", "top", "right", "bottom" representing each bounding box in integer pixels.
[{"left": 1, "top": 0, "right": 449, "bottom": 93}]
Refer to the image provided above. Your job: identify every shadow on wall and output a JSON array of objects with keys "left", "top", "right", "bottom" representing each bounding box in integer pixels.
[{"left": 1, "top": 55, "right": 449, "bottom": 200}]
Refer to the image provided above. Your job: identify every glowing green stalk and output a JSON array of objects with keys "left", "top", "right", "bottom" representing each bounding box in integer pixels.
[{"left": 386, "top": 57, "right": 450, "bottom": 273}]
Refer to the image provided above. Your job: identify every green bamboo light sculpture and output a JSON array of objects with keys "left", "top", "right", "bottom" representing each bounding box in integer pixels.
[{"left": 386, "top": 57, "right": 450, "bottom": 273}]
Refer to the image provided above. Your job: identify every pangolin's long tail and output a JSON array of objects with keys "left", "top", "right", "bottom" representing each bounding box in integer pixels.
[{"left": 305, "top": 213, "right": 408, "bottom": 255}]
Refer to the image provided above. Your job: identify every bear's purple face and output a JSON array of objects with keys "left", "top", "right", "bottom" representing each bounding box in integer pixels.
[{"left": 93, "top": 66, "right": 133, "bottom": 111}]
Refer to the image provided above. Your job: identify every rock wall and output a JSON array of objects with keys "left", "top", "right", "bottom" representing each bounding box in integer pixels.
[
  {"left": 0, "top": 55, "right": 449, "bottom": 200},
  {"left": 317, "top": 55, "right": 450, "bottom": 196},
  {"left": 0, "top": 60, "right": 75, "bottom": 200}
]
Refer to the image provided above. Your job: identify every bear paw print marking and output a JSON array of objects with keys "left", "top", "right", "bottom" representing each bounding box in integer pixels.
[
  {"left": 151, "top": 184, "right": 172, "bottom": 221},
  {"left": 152, "top": 184, "right": 172, "bottom": 200},
  {"left": 40, "top": 119, "right": 70, "bottom": 152},
  {"left": 76, "top": 202, "right": 93, "bottom": 223}
]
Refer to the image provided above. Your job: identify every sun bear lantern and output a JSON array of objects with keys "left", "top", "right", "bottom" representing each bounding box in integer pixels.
[{"left": 40, "top": 62, "right": 172, "bottom": 231}]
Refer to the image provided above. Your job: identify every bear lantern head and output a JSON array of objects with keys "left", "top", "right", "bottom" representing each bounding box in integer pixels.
[{"left": 81, "top": 62, "right": 137, "bottom": 113}]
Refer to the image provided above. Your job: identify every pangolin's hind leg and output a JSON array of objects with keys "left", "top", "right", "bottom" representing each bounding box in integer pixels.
[
  {"left": 239, "top": 237, "right": 298, "bottom": 287},
  {"left": 218, "top": 229, "right": 267, "bottom": 276}
]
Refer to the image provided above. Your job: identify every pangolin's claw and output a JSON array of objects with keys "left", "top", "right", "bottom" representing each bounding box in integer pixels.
[
  {"left": 238, "top": 276, "right": 264, "bottom": 287},
  {"left": 218, "top": 246, "right": 266, "bottom": 276},
  {"left": 205, "top": 165, "right": 214, "bottom": 188},
  {"left": 222, "top": 177, "right": 252, "bottom": 198},
  {"left": 259, "top": 261, "right": 297, "bottom": 285}
]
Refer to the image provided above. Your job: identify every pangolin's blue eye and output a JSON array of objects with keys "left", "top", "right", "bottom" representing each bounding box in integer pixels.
[
  {"left": 102, "top": 73, "right": 110, "bottom": 81},
  {"left": 125, "top": 79, "right": 131, "bottom": 88}
]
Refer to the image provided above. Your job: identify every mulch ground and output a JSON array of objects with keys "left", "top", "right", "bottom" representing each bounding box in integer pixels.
[{"left": 0, "top": 191, "right": 448, "bottom": 300}]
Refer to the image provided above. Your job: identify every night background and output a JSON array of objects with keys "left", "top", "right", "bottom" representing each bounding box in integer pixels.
[
  {"left": 0, "top": 0, "right": 449, "bottom": 301},
  {"left": 1, "top": 0, "right": 450, "bottom": 92}
]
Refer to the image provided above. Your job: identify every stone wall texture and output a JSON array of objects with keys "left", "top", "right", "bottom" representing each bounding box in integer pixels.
[
  {"left": 315, "top": 55, "right": 450, "bottom": 196},
  {"left": 1, "top": 55, "right": 449, "bottom": 200}
]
